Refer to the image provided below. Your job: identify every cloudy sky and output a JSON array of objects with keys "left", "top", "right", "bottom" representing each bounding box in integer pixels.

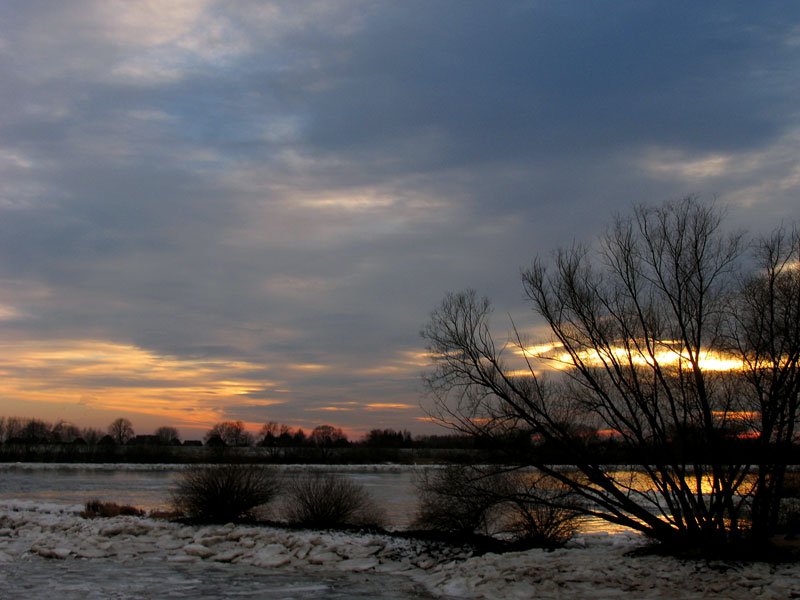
[{"left": 0, "top": 1, "right": 798, "bottom": 438}]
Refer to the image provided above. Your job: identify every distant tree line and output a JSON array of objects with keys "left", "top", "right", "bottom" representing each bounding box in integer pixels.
[
  {"left": 0, "top": 415, "right": 441, "bottom": 450},
  {"left": 0, "top": 416, "right": 184, "bottom": 448},
  {"left": 4, "top": 415, "right": 794, "bottom": 466}
]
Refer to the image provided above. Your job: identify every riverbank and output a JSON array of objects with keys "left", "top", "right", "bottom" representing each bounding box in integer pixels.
[
  {"left": 0, "top": 444, "right": 484, "bottom": 465},
  {"left": 0, "top": 501, "right": 797, "bottom": 599}
]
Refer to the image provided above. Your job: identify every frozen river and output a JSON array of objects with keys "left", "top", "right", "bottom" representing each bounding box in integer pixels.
[
  {"left": 0, "top": 463, "right": 422, "bottom": 527},
  {"left": 0, "top": 556, "right": 438, "bottom": 599},
  {"left": 0, "top": 494, "right": 796, "bottom": 600},
  {"left": 0, "top": 462, "right": 624, "bottom": 533},
  {"left": 0, "top": 464, "right": 436, "bottom": 599},
  {"left": 1, "top": 464, "right": 796, "bottom": 599}
]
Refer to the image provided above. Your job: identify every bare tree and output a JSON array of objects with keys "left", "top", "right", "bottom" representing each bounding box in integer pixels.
[
  {"left": 108, "top": 418, "right": 135, "bottom": 445},
  {"left": 81, "top": 427, "right": 104, "bottom": 445},
  {"left": 4, "top": 417, "right": 23, "bottom": 441},
  {"left": 257, "top": 421, "right": 280, "bottom": 446},
  {"left": 51, "top": 420, "right": 81, "bottom": 443},
  {"left": 154, "top": 426, "right": 180, "bottom": 445},
  {"left": 204, "top": 420, "right": 254, "bottom": 446},
  {"left": 729, "top": 226, "right": 800, "bottom": 539},
  {"left": 306, "top": 425, "right": 347, "bottom": 459},
  {"left": 423, "top": 197, "right": 799, "bottom": 548},
  {"left": 20, "top": 418, "right": 52, "bottom": 442},
  {"left": 310, "top": 424, "right": 347, "bottom": 447}
]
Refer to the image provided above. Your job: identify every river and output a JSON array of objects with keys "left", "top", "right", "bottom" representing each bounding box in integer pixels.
[
  {"left": 0, "top": 464, "right": 422, "bottom": 528},
  {"left": 0, "top": 462, "right": 636, "bottom": 534}
]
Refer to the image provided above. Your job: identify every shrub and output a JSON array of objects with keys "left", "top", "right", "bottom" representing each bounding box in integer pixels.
[
  {"left": 413, "top": 465, "right": 505, "bottom": 535},
  {"left": 777, "top": 501, "right": 800, "bottom": 539},
  {"left": 414, "top": 465, "right": 581, "bottom": 547},
  {"left": 147, "top": 508, "right": 183, "bottom": 520},
  {"left": 282, "top": 472, "right": 384, "bottom": 528},
  {"left": 171, "top": 464, "right": 280, "bottom": 522},
  {"left": 82, "top": 499, "right": 145, "bottom": 518},
  {"left": 776, "top": 472, "right": 800, "bottom": 539},
  {"left": 781, "top": 471, "right": 800, "bottom": 499},
  {"left": 501, "top": 499, "right": 581, "bottom": 548},
  {"left": 501, "top": 471, "right": 583, "bottom": 547}
]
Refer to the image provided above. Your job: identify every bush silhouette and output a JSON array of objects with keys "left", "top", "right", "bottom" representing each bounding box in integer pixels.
[
  {"left": 81, "top": 499, "right": 144, "bottom": 518},
  {"left": 413, "top": 465, "right": 505, "bottom": 535},
  {"left": 414, "top": 465, "right": 581, "bottom": 547},
  {"left": 282, "top": 472, "right": 384, "bottom": 528},
  {"left": 501, "top": 498, "right": 581, "bottom": 548},
  {"left": 171, "top": 464, "right": 280, "bottom": 522}
]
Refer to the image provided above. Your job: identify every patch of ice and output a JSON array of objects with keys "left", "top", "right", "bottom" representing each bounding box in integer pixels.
[
  {"left": 183, "top": 543, "right": 214, "bottom": 558},
  {"left": 336, "top": 557, "right": 379, "bottom": 571},
  {"left": 0, "top": 505, "right": 798, "bottom": 599}
]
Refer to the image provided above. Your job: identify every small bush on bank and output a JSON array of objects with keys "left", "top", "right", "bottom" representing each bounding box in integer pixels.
[
  {"left": 502, "top": 498, "right": 581, "bottom": 548},
  {"left": 413, "top": 465, "right": 506, "bottom": 535},
  {"left": 781, "top": 471, "right": 800, "bottom": 499},
  {"left": 282, "top": 472, "right": 384, "bottom": 528},
  {"left": 500, "top": 471, "right": 583, "bottom": 548},
  {"left": 773, "top": 472, "right": 800, "bottom": 538},
  {"left": 171, "top": 464, "right": 280, "bottom": 522},
  {"left": 81, "top": 499, "right": 145, "bottom": 518},
  {"left": 414, "top": 465, "right": 582, "bottom": 548},
  {"left": 147, "top": 508, "right": 183, "bottom": 520}
]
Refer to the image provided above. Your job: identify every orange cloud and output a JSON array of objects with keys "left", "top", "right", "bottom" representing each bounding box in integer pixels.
[
  {"left": 287, "top": 362, "right": 330, "bottom": 372},
  {"left": 0, "top": 339, "right": 274, "bottom": 428},
  {"left": 354, "top": 349, "right": 432, "bottom": 376}
]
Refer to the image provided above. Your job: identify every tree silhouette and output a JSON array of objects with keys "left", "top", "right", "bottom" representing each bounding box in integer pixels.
[
  {"left": 108, "top": 418, "right": 134, "bottom": 445},
  {"left": 423, "top": 197, "right": 799, "bottom": 548}
]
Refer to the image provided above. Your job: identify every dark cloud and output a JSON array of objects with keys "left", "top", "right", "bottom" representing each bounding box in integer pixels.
[{"left": 0, "top": 1, "right": 798, "bottom": 434}]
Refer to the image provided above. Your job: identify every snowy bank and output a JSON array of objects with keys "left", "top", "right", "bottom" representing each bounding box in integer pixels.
[{"left": 0, "top": 502, "right": 797, "bottom": 599}]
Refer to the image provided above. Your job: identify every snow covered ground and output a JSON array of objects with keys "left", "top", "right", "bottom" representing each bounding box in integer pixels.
[{"left": 0, "top": 501, "right": 797, "bottom": 599}]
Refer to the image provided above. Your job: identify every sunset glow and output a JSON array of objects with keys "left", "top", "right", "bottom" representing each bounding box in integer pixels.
[
  {"left": 0, "top": 1, "right": 797, "bottom": 440},
  {"left": 516, "top": 342, "right": 745, "bottom": 373},
  {"left": 0, "top": 340, "right": 274, "bottom": 430},
  {"left": 0, "top": 337, "right": 429, "bottom": 437}
]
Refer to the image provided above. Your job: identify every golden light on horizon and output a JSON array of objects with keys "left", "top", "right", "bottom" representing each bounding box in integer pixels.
[
  {"left": 503, "top": 368, "right": 541, "bottom": 378},
  {"left": 0, "top": 339, "right": 274, "bottom": 428},
  {"left": 518, "top": 343, "right": 562, "bottom": 357},
  {"left": 515, "top": 341, "right": 745, "bottom": 373}
]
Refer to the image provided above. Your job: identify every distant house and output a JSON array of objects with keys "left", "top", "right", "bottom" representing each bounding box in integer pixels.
[{"left": 182, "top": 440, "right": 203, "bottom": 447}]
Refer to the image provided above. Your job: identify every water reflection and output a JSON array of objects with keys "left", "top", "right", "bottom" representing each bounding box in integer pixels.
[{"left": 0, "top": 464, "right": 683, "bottom": 535}]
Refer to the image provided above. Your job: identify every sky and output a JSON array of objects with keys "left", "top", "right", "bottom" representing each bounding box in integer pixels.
[{"left": 0, "top": 1, "right": 799, "bottom": 439}]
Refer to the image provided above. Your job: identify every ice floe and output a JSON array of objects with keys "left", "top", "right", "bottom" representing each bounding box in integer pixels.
[{"left": 0, "top": 501, "right": 797, "bottom": 598}]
